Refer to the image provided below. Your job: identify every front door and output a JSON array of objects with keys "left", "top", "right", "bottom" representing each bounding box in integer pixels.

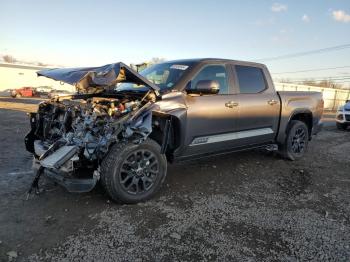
[{"left": 182, "top": 64, "right": 240, "bottom": 157}]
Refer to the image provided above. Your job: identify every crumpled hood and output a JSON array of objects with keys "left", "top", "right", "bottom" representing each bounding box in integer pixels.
[{"left": 37, "top": 62, "right": 159, "bottom": 94}]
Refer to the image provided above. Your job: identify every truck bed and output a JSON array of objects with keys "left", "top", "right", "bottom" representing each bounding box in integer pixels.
[{"left": 276, "top": 91, "right": 324, "bottom": 143}]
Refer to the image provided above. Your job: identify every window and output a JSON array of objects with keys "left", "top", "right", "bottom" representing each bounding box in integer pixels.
[
  {"left": 235, "top": 65, "right": 266, "bottom": 94},
  {"left": 191, "top": 65, "right": 229, "bottom": 94},
  {"left": 117, "top": 62, "right": 193, "bottom": 92}
]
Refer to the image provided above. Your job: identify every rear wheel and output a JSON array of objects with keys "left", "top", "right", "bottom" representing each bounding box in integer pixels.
[
  {"left": 280, "top": 120, "right": 309, "bottom": 161},
  {"left": 336, "top": 122, "right": 348, "bottom": 130},
  {"left": 15, "top": 93, "right": 22, "bottom": 98},
  {"left": 100, "top": 139, "right": 167, "bottom": 204}
]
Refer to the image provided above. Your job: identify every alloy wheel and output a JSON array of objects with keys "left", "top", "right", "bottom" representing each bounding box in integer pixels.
[
  {"left": 119, "top": 149, "right": 159, "bottom": 195},
  {"left": 291, "top": 127, "right": 306, "bottom": 154}
]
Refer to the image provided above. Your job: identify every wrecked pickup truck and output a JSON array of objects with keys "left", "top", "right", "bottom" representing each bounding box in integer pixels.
[{"left": 25, "top": 59, "right": 323, "bottom": 203}]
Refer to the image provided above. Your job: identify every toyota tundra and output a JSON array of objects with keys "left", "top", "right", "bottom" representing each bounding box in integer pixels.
[{"left": 24, "top": 58, "right": 324, "bottom": 203}]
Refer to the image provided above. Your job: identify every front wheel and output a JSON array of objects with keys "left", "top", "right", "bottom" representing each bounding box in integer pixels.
[
  {"left": 280, "top": 120, "right": 309, "bottom": 161},
  {"left": 100, "top": 139, "right": 167, "bottom": 204}
]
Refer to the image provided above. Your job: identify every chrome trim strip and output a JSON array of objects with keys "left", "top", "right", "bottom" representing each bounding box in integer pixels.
[{"left": 190, "top": 128, "right": 274, "bottom": 146}]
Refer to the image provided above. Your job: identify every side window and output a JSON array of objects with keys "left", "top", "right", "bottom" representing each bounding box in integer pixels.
[
  {"left": 191, "top": 65, "right": 229, "bottom": 94},
  {"left": 235, "top": 65, "right": 267, "bottom": 94}
]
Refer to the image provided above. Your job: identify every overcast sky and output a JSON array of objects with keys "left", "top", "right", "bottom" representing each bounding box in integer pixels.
[{"left": 1, "top": 0, "right": 350, "bottom": 83}]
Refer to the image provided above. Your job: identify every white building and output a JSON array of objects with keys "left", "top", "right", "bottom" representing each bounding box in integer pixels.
[{"left": 0, "top": 63, "right": 74, "bottom": 91}]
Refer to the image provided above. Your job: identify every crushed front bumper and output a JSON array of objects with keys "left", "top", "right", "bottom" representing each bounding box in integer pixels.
[
  {"left": 32, "top": 154, "right": 99, "bottom": 193},
  {"left": 45, "top": 168, "right": 99, "bottom": 192}
]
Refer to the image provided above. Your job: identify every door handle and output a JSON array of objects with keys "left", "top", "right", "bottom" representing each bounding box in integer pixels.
[
  {"left": 267, "top": 99, "right": 278, "bottom": 105},
  {"left": 225, "top": 101, "right": 239, "bottom": 108}
]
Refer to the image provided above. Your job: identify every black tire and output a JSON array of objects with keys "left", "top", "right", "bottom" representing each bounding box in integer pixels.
[
  {"left": 336, "top": 122, "right": 348, "bottom": 130},
  {"left": 100, "top": 139, "right": 167, "bottom": 204},
  {"left": 280, "top": 120, "right": 309, "bottom": 161},
  {"left": 16, "top": 93, "right": 22, "bottom": 98}
]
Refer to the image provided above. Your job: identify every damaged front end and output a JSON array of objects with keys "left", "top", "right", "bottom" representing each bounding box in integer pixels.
[{"left": 25, "top": 62, "right": 159, "bottom": 193}]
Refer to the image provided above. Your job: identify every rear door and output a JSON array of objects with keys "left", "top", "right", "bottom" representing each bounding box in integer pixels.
[
  {"left": 182, "top": 63, "right": 241, "bottom": 157},
  {"left": 230, "top": 64, "right": 280, "bottom": 146}
]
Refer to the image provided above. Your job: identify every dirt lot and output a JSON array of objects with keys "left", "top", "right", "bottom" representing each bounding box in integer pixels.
[{"left": 0, "top": 96, "right": 349, "bottom": 261}]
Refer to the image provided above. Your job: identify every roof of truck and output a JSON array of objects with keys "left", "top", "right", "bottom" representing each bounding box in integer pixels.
[{"left": 164, "top": 58, "right": 266, "bottom": 67}]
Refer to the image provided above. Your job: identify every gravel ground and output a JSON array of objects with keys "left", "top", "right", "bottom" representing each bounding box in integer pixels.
[{"left": 0, "top": 97, "right": 349, "bottom": 261}]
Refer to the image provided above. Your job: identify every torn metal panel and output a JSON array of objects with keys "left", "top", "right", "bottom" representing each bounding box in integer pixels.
[{"left": 40, "top": 145, "right": 78, "bottom": 169}]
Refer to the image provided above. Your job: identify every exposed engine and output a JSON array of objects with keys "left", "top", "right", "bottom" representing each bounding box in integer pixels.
[
  {"left": 29, "top": 95, "right": 153, "bottom": 176},
  {"left": 24, "top": 62, "right": 163, "bottom": 197}
]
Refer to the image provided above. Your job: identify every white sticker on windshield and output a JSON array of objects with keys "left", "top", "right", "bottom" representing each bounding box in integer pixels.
[
  {"left": 170, "top": 64, "right": 189, "bottom": 70},
  {"left": 216, "top": 73, "right": 226, "bottom": 77}
]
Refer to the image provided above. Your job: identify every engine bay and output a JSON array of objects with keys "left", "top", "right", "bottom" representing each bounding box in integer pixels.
[{"left": 28, "top": 92, "right": 155, "bottom": 178}]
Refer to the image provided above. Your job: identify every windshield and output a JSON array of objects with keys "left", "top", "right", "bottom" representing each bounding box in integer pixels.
[{"left": 116, "top": 61, "right": 194, "bottom": 92}]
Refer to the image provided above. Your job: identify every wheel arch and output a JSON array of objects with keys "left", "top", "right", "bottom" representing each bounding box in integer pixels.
[
  {"left": 288, "top": 110, "right": 313, "bottom": 138},
  {"left": 149, "top": 110, "right": 186, "bottom": 162}
]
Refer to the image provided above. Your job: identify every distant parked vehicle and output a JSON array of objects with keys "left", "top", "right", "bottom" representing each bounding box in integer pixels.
[
  {"left": 336, "top": 100, "right": 350, "bottom": 130},
  {"left": 11, "top": 87, "right": 36, "bottom": 98},
  {"left": 47, "top": 89, "right": 72, "bottom": 99},
  {"left": 36, "top": 86, "right": 53, "bottom": 97}
]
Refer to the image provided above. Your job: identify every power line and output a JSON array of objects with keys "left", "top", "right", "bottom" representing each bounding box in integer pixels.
[
  {"left": 275, "top": 77, "right": 350, "bottom": 81},
  {"left": 274, "top": 77, "right": 350, "bottom": 82},
  {"left": 273, "top": 76, "right": 350, "bottom": 83},
  {"left": 255, "top": 44, "right": 350, "bottom": 62},
  {"left": 274, "top": 76, "right": 350, "bottom": 81},
  {"left": 277, "top": 79, "right": 350, "bottom": 83},
  {"left": 276, "top": 80, "right": 350, "bottom": 84},
  {"left": 272, "top": 65, "right": 350, "bottom": 74}
]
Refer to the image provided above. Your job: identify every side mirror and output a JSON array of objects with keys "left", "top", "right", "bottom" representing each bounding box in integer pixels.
[{"left": 188, "top": 80, "right": 220, "bottom": 95}]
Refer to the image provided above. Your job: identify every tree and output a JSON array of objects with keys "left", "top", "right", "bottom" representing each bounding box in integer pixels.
[
  {"left": 301, "top": 79, "right": 343, "bottom": 89},
  {"left": 37, "top": 62, "right": 47, "bottom": 66},
  {"left": 278, "top": 78, "right": 292, "bottom": 83},
  {"left": 317, "top": 80, "right": 342, "bottom": 89},
  {"left": 150, "top": 57, "right": 166, "bottom": 64},
  {"left": 2, "top": 55, "right": 16, "bottom": 63},
  {"left": 278, "top": 78, "right": 344, "bottom": 89}
]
